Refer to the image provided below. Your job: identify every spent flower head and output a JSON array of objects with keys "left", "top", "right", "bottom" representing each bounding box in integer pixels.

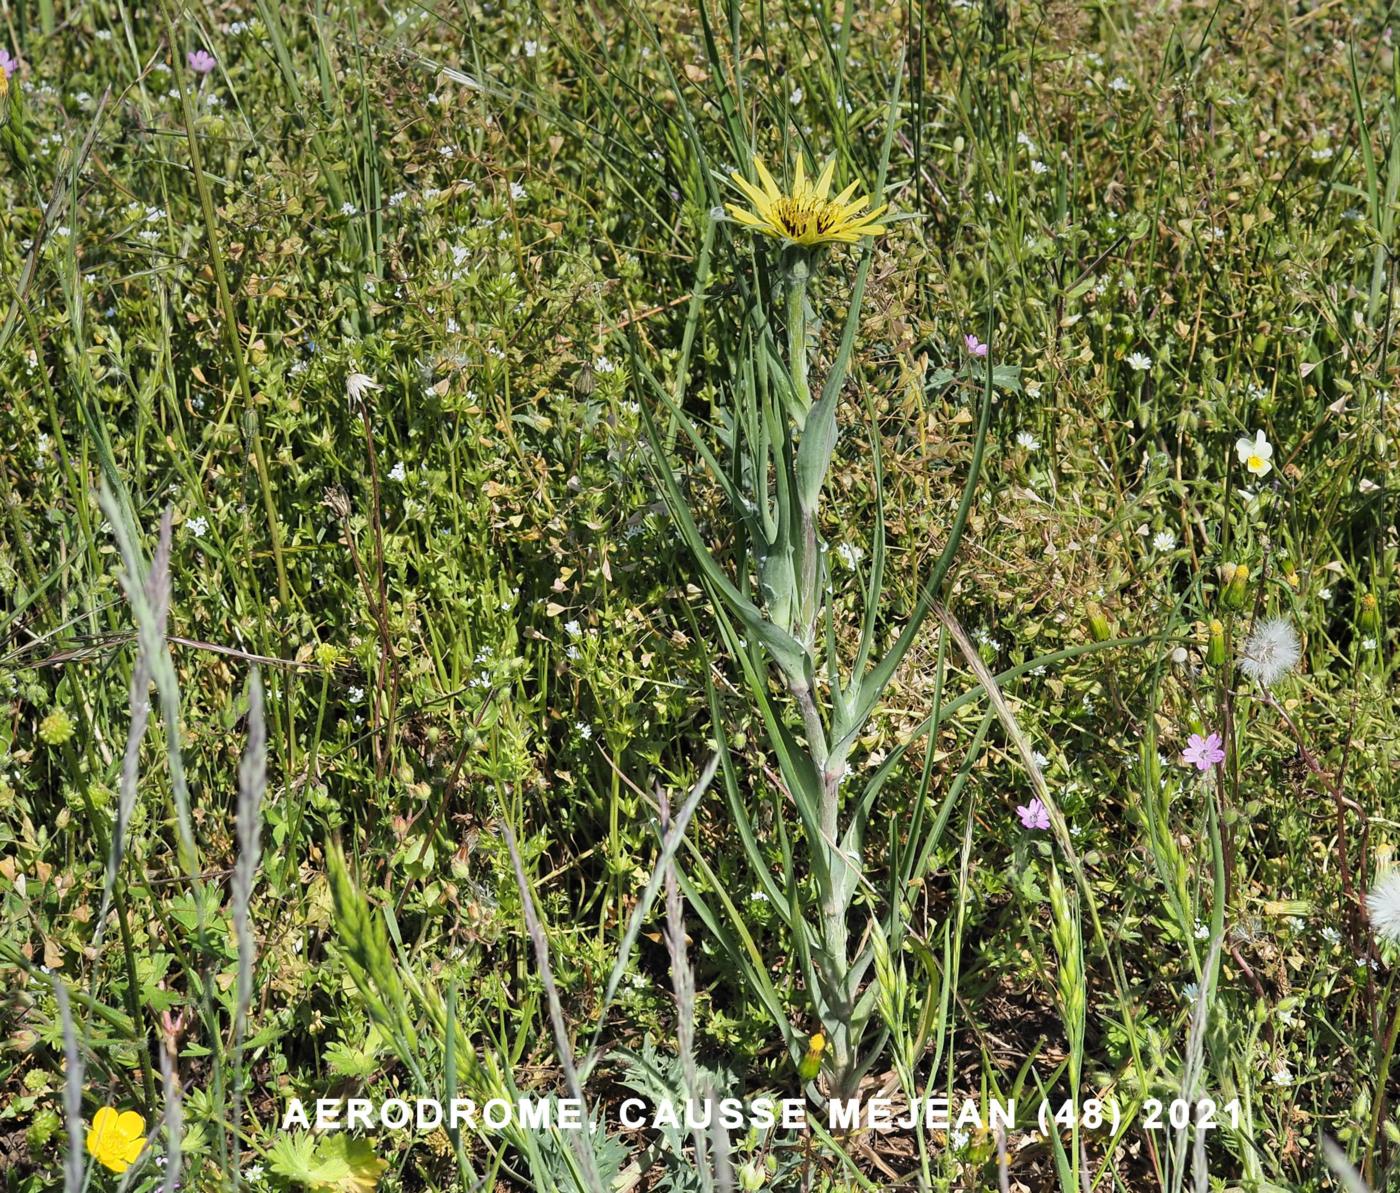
[
  {"left": 726, "top": 153, "right": 887, "bottom": 247},
  {"left": 1368, "top": 871, "right": 1400, "bottom": 945},
  {"left": 345, "top": 372, "right": 381, "bottom": 410},
  {"left": 1239, "top": 617, "right": 1301, "bottom": 686}
]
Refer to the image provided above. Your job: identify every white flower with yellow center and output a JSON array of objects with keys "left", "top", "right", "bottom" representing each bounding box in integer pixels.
[{"left": 1235, "top": 429, "right": 1273, "bottom": 477}]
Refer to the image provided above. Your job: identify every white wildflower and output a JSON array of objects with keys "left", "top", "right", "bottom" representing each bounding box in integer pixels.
[
  {"left": 187, "top": 515, "right": 208, "bottom": 538},
  {"left": 1016, "top": 430, "right": 1040, "bottom": 450},
  {"left": 1235, "top": 429, "right": 1273, "bottom": 477},
  {"left": 1239, "top": 617, "right": 1301, "bottom": 686},
  {"left": 388, "top": 462, "right": 406, "bottom": 482},
  {"left": 1125, "top": 351, "right": 1152, "bottom": 371},
  {"left": 1153, "top": 530, "right": 1176, "bottom": 551}
]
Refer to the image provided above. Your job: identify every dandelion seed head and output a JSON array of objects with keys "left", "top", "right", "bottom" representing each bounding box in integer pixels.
[
  {"left": 1239, "top": 617, "right": 1301, "bottom": 686},
  {"left": 1367, "top": 870, "right": 1400, "bottom": 944}
]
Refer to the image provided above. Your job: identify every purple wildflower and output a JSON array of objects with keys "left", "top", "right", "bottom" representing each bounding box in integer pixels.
[
  {"left": 0, "top": 48, "right": 17, "bottom": 79},
  {"left": 1181, "top": 732, "right": 1226, "bottom": 771},
  {"left": 1016, "top": 798, "right": 1050, "bottom": 830},
  {"left": 187, "top": 49, "right": 216, "bottom": 75},
  {"left": 964, "top": 333, "right": 989, "bottom": 358}
]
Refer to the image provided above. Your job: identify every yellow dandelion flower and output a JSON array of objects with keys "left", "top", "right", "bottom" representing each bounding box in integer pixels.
[
  {"left": 726, "top": 154, "right": 887, "bottom": 247},
  {"left": 86, "top": 1106, "right": 146, "bottom": 1174}
]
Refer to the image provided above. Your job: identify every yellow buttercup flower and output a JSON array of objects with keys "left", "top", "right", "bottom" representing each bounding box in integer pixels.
[
  {"left": 86, "top": 1106, "right": 146, "bottom": 1174},
  {"left": 727, "top": 154, "right": 887, "bottom": 247}
]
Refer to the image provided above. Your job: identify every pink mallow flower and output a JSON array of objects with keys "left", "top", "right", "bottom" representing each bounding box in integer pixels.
[
  {"left": 964, "top": 333, "right": 989, "bottom": 358},
  {"left": 187, "top": 49, "right": 216, "bottom": 74},
  {"left": 1181, "top": 732, "right": 1226, "bottom": 771},
  {"left": 1016, "top": 798, "right": 1050, "bottom": 830}
]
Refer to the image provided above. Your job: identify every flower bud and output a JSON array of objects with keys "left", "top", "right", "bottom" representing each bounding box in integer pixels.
[
  {"left": 1221, "top": 563, "right": 1250, "bottom": 611},
  {"left": 1359, "top": 592, "right": 1381, "bottom": 635},
  {"left": 739, "top": 1160, "right": 766, "bottom": 1191},
  {"left": 1086, "top": 603, "right": 1112, "bottom": 642},
  {"left": 1207, "top": 620, "right": 1227, "bottom": 667},
  {"left": 797, "top": 1032, "right": 826, "bottom": 1081}
]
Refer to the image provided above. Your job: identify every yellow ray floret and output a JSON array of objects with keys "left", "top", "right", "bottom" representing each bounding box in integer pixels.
[{"left": 726, "top": 153, "right": 887, "bottom": 246}]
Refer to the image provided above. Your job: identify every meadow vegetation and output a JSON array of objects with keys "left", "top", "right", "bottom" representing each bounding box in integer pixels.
[{"left": 1, "top": 1, "right": 1398, "bottom": 1190}]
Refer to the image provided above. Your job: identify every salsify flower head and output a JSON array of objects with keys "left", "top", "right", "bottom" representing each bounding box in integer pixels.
[
  {"left": 87, "top": 1106, "right": 146, "bottom": 1173},
  {"left": 1239, "top": 616, "right": 1301, "bottom": 686},
  {"left": 1367, "top": 870, "right": 1400, "bottom": 945},
  {"left": 726, "top": 153, "right": 887, "bottom": 247}
]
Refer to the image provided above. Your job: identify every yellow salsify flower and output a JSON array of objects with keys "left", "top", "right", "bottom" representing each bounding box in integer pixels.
[
  {"left": 86, "top": 1106, "right": 147, "bottom": 1174},
  {"left": 727, "top": 154, "right": 887, "bottom": 247}
]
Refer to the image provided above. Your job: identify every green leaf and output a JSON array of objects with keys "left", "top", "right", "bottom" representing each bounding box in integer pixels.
[
  {"left": 637, "top": 395, "right": 812, "bottom": 687},
  {"left": 269, "top": 1133, "right": 388, "bottom": 1192}
]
